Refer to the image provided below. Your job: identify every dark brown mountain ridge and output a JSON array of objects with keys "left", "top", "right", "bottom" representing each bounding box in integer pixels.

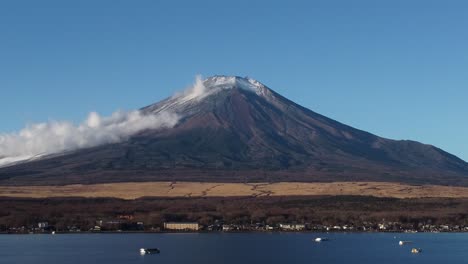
[{"left": 1, "top": 76, "right": 467, "bottom": 186}]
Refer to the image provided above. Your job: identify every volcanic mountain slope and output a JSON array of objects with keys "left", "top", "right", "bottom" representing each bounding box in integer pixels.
[{"left": 1, "top": 76, "right": 467, "bottom": 186}]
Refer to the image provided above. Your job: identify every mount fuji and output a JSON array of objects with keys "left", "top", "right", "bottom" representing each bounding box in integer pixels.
[{"left": 1, "top": 76, "right": 467, "bottom": 186}]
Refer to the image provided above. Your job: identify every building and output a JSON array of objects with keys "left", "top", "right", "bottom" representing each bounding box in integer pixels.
[
  {"left": 118, "top": 215, "right": 135, "bottom": 220},
  {"left": 279, "top": 223, "right": 305, "bottom": 231},
  {"left": 38, "top": 222, "right": 48, "bottom": 229},
  {"left": 163, "top": 222, "right": 199, "bottom": 231}
]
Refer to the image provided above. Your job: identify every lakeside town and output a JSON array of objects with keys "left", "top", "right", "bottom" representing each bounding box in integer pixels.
[
  {"left": 3, "top": 219, "right": 468, "bottom": 234},
  {"left": 3, "top": 195, "right": 468, "bottom": 236}
]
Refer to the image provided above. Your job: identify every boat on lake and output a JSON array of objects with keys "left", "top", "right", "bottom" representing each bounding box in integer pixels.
[
  {"left": 140, "top": 248, "right": 160, "bottom": 255},
  {"left": 399, "top": 240, "right": 412, "bottom": 245},
  {"left": 314, "top": 237, "right": 329, "bottom": 242},
  {"left": 411, "top": 248, "right": 422, "bottom": 254}
]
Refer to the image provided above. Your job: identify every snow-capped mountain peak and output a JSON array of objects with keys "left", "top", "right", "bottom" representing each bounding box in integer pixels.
[
  {"left": 203, "top": 75, "right": 267, "bottom": 96},
  {"left": 145, "top": 75, "right": 272, "bottom": 114}
]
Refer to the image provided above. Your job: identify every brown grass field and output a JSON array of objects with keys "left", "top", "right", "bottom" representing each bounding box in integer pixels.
[{"left": 1, "top": 181, "right": 468, "bottom": 200}]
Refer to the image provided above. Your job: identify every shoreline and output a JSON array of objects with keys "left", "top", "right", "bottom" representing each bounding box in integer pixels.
[{"left": 0, "top": 230, "right": 463, "bottom": 235}]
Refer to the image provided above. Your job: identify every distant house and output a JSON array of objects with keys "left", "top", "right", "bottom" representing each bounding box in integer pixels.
[
  {"left": 279, "top": 224, "right": 305, "bottom": 231},
  {"left": 378, "top": 223, "right": 387, "bottom": 230},
  {"left": 164, "top": 222, "right": 199, "bottom": 231},
  {"left": 118, "top": 215, "right": 135, "bottom": 220},
  {"left": 38, "top": 222, "right": 49, "bottom": 229}
]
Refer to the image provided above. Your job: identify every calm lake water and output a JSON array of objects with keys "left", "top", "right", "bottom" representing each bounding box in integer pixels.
[{"left": 1, "top": 233, "right": 467, "bottom": 264}]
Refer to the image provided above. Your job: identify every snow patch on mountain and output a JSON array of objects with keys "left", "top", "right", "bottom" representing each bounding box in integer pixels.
[
  {"left": 0, "top": 155, "right": 37, "bottom": 167},
  {"left": 204, "top": 75, "right": 267, "bottom": 96},
  {"left": 153, "top": 75, "right": 269, "bottom": 114}
]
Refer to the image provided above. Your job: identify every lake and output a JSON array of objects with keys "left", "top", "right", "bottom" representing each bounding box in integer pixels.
[{"left": 1, "top": 233, "right": 466, "bottom": 264}]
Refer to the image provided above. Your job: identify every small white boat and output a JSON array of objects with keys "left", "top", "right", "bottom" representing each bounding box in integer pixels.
[
  {"left": 399, "top": 240, "right": 412, "bottom": 246},
  {"left": 140, "top": 248, "right": 160, "bottom": 255},
  {"left": 51, "top": 231, "right": 56, "bottom": 235},
  {"left": 314, "top": 237, "right": 329, "bottom": 242},
  {"left": 411, "top": 248, "right": 422, "bottom": 254}
]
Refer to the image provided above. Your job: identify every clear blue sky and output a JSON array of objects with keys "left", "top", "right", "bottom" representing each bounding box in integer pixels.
[{"left": 1, "top": 0, "right": 467, "bottom": 160}]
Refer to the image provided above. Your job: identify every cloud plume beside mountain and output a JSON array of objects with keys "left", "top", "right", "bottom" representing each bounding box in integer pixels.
[
  {"left": 0, "top": 75, "right": 209, "bottom": 167},
  {"left": 0, "top": 110, "right": 179, "bottom": 167}
]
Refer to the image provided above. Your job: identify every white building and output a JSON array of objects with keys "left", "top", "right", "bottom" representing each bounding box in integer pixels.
[
  {"left": 279, "top": 224, "right": 305, "bottom": 231},
  {"left": 38, "top": 222, "right": 48, "bottom": 229}
]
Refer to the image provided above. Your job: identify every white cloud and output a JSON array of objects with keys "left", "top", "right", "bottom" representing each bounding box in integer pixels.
[
  {"left": 189, "top": 74, "right": 208, "bottom": 99},
  {"left": 0, "top": 109, "right": 179, "bottom": 167},
  {"left": 171, "top": 75, "right": 208, "bottom": 102}
]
